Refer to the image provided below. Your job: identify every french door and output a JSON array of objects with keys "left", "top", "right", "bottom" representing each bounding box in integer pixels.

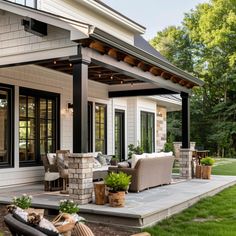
[{"left": 115, "top": 110, "right": 125, "bottom": 161}]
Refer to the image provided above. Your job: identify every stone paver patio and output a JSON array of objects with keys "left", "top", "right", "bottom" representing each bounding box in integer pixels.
[{"left": 0, "top": 175, "right": 236, "bottom": 229}]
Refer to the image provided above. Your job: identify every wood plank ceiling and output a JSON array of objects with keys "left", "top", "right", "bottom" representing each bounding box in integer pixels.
[{"left": 36, "top": 38, "right": 196, "bottom": 89}]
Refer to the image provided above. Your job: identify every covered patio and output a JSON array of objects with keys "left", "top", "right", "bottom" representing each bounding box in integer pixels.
[
  {"left": 0, "top": 175, "right": 235, "bottom": 229},
  {"left": 0, "top": 0, "right": 203, "bottom": 205}
]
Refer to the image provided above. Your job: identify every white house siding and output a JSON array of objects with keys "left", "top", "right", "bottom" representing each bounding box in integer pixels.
[
  {"left": 0, "top": 11, "right": 77, "bottom": 60},
  {"left": 39, "top": 0, "right": 135, "bottom": 44},
  {"left": 156, "top": 106, "right": 167, "bottom": 151},
  {"left": 127, "top": 97, "right": 138, "bottom": 147},
  {"left": 0, "top": 65, "right": 114, "bottom": 187}
]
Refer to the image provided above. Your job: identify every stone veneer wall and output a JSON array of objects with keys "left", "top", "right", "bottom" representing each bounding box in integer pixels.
[
  {"left": 156, "top": 106, "right": 167, "bottom": 152},
  {"left": 179, "top": 149, "right": 192, "bottom": 179},
  {"left": 68, "top": 153, "right": 94, "bottom": 205}
]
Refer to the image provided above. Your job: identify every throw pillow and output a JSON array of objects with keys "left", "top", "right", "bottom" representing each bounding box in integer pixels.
[
  {"left": 118, "top": 161, "right": 130, "bottom": 168},
  {"left": 131, "top": 154, "right": 145, "bottom": 168},
  {"left": 73, "top": 222, "right": 94, "bottom": 236},
  {"left": 36, "top": 218, "right": 59, "bottom": 236},
  {"left": 97, "top": 153, "right": 107, "bottom": 166},
  {"left": 47, "top": 153, "right": 56, "bottom": 165},
  {"left": 93, "top": 158, "right": 102, "bottom": 168},
  {"left": 13, "top": 207, "right": 28, "bottom": 222}
]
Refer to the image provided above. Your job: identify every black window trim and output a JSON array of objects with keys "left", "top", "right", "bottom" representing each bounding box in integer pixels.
[
  {"left": 95, "top": 102, "right": 107, "bottom": 154},
  {"left": 0, "top": 83, "right": 14, "bottom": 169},
  {"left": 19, "top": 87, "right": 60, "bottom": 167},
  {"left": 141, "top": 110, "right": 155, "bottom": 153}
]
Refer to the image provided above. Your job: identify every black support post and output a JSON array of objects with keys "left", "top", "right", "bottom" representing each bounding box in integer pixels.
[
  {"left": 181, "top": 92, "right": 190, "bottom": 149},
  {"left": 70, "top": 47, "right": 90, "bottom": 153}
]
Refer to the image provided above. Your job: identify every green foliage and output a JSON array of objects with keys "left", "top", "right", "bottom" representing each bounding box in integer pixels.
[
  {"left": 59, "top": 199, "right": 79, "bottom": 214},
  {"left": 164, "top": 142, "right": 174, "bottom": 152},
  {"left": 212, "top": 158, "right": 236, "bottom": 175},
  {"left": 128, "top": 144, "right": 144, "bottom": 159},
  {"left": 12, "top": 194, "right": 32, "bottom": 209},
  {"left": 200, "top": 157, "right": 215, "bottom": 166},
  {"left": 150, "top": 0, "right": 236, "bottom": 158},
  {"left": 105, "top": 172, "right": 131, "bottom": 192}
]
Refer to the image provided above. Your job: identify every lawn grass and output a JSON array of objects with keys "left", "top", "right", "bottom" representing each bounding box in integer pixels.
[
  {"left": 212, "top": 158, "right": 236, "bottom": 176},
  {"left": 145, "top": 185, "right": 236, "bottom": 236}
]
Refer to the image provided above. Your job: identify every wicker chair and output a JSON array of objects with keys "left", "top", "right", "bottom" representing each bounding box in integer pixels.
[
  {"left": 42, "top": 154, "right": 62, "bottom": 191},
  {"left": 56, "top": 150, "right": 70, "bottom": 194}
]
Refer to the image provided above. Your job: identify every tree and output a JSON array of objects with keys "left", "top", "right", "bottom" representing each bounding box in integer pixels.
[{"left": 150, "top": 0, "right": 236, "bottom": 157}]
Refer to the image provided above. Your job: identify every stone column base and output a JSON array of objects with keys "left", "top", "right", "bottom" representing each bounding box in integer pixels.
[
  {"left": 68, "top": 153, "right": 93, "bottom": 204},
  {"left": 179, "top": 149, "right": 192, "bottom": 179}
]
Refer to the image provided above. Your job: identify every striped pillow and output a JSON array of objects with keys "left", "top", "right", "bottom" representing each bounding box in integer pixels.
[{"left": 72, "top": 222, "right": 94, "bottom": 236}]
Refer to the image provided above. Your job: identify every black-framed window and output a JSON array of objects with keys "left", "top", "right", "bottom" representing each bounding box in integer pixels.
[
  {"left": 95, "top": 103, "right": 107, "bottom": 154},
  {"left": 0, "top": 84, "right": 14, "bottom": 168},
  {"left": 141, "top": 111, "right": 155, "bottom": 153},
  {"left": 19, "top": 88, "right": 59, "bottom": 166},
  {"left": 88, "top": 102, "right": 93, "bottom": 152},
  {"left": 6, "top": 0, "right": 37, "bottom": 8}
]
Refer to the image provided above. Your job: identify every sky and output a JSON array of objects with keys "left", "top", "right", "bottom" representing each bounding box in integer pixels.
[{"left": 103, "top": 0, "right": 209, "bottom": 40}]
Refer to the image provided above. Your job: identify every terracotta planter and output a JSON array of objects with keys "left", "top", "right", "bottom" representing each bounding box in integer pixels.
[
  {"left": 108, "top": 191, "right": 125, "bottom": 207},
  {"left": 202, "top": 165, "right": 212, "bottom": 179},
  {"left": 195, "top": 165, "right": 202, "bottom": 178}
]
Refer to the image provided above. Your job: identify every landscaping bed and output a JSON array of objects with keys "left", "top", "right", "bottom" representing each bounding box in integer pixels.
[{"left": 0, "top": 204, "right": 135, "bottom": 236}]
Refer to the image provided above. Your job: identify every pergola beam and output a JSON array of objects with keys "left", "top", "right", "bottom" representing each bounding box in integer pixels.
[{"left": 109, "top": 88, "right": 178, "bottom": 98}]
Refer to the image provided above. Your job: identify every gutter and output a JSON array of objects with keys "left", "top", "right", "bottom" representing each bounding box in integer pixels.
[{"left": 90, "top": 28, "right": 204, "bottom": 87}]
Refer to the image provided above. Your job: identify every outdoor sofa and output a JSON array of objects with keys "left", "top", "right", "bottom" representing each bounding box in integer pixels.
[{"left": 109, "top": 155, "right": 174, "bottom": 192}]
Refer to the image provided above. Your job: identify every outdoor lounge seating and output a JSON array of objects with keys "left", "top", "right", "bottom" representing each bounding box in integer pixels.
[
  {"left": 4, "top": 214, "right": 47, "bottom": 236},
  {"left": 109, "top": 155, "right": 174, "bottom": 192}
]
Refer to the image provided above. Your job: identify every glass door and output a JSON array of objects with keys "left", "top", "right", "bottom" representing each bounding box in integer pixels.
[
  {"left": 115, "top": 110, "right": 125, "bottom": 161},
  {"left": 0, "top": 85, "right": 13, "bottom": 167}
]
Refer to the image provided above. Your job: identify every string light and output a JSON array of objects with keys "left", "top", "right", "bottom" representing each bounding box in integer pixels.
[
  {"left": 110, "top": 75, "right": 113, "bottom": 80},
  {"left": 69, "top": 63, "right": 72, "bottom": 67},
  {"left": 53, "top": 60, "right": 57, "bottom": 65},
  {"left": 120, "top": 80, "right": 123, "bottom": 84},
  {"left": 98, "top": 73, "right": 101, "bottom": 78}
]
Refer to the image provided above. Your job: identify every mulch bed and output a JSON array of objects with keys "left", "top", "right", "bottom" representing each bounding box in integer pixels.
[{"left": 0, "top": 205, "right": 136, "bottom": 236}]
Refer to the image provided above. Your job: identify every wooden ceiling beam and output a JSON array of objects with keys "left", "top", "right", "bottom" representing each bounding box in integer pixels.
[
  {"left": 137, "top": 62, "right": 150, "bottom": 72},
  {"left": 89, "top": 41, "right": 106, "bottom": 55},
  {"left": 149, "top": 67, "right": 162, "bottom": 76},
  {"left": 123, "top": 56, "right": 137, "bottom": 67}
]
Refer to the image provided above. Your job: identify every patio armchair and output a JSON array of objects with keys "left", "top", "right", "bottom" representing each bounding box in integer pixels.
[
  {"left": 56, "top": 150, "right": 70, "bottom": 194},
  {"left": 42, "top": 154, "right": 62, "bottom": 191},
  {"left": 4, "top": 214, "right": 47, "bottom": 236}
]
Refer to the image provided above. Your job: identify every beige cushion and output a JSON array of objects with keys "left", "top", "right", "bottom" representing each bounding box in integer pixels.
[
  {"left": 146, "top": 153, "right": 157, "bottom": 158},
  {"left": 118, "top": 161, "right": 130, "bottom": 168},
  {"left": 93, "top": 158, "right": 102, "bottom": 168},
  {"left": 131, "top": 154, "right": 145, "bottom": 168},
  {"left": 47, "top": 153, "right": 56, "bottom": 165}
]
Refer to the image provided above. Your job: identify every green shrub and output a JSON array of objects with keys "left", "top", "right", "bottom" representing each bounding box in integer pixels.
[
  {"left": 128, "top": 144, "right": 144, "bottom": 159},
  {"left": 105, "top": 172, "right": 131, "bottom": 192},
  {"left": 164, "top": 142, "right": 174, "bottom": 152},
  {"left": 201, "top": 157, "right": 215, "bottom": 166},
  {"left": 12, "top": 194, "right": 32, "bottom": 209},
  {"left": 59, "top": 199, "right": 79, "bottom": 214}
]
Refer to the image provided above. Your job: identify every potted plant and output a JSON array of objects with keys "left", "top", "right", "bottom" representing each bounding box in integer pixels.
[
  {"left": 13, "top": 194, "right": 32, "bottom": 210},
  {"left": 110, "top": 156, "right": 119, "bottom": 166},
  {"left": 104, "top": 172, "right": 131, "bottom": 207},
  {"left": 200, "top": 157, "right": 215, "bottom": 179}
]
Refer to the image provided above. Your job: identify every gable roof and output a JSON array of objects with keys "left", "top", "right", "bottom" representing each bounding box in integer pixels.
[{"left": 134, "top": 35, "right": 168, "bottom": 62}]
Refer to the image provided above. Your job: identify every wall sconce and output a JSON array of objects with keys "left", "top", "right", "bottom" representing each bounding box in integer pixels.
[{"left": 67, "top": 103, "right": 73, "bottom": 113}]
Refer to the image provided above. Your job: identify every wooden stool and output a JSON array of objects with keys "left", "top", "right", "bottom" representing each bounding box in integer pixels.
[{"left": 94, "top": 182, "right": 106, "bottom": 205}]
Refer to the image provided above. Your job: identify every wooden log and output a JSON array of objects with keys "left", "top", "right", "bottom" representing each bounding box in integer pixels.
[
  {"left": 195, "top": 165, "right": 202, "bottom": 179},
  {"left": 94, "top": 182, "right": 106, "bottom": 205}
]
